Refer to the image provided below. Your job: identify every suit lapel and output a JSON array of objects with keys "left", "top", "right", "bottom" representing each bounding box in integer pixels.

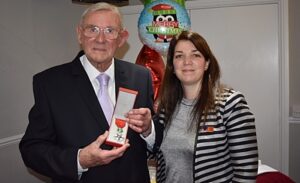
[
  {"left": 71, "top": 54, "right": 109, "bottom": 130},
  {"left": 114, "top": 59, "right": 128, "bottom": 98}
]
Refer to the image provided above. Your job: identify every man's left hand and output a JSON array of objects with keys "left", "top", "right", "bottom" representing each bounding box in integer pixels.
[{"left": 126, "top": 108, "right": 152, "bottom": 137}]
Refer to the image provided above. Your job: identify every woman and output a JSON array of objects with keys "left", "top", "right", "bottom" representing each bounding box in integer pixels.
[{"left": 154, "top": 31, "right": 258, "bottom": 183}]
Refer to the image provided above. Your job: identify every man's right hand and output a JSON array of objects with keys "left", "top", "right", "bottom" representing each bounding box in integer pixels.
[{"left": 79, "top": 131, "right": 130, "bottom": 169}]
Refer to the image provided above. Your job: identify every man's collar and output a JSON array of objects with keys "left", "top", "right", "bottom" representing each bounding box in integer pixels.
[{"left": 80, "top": 54, "right": 115, "bottom": 83}]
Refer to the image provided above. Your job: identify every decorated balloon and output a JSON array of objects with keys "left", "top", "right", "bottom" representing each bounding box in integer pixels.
[{"left": 138, "top": 0, "right": 191, "bottom": 55}]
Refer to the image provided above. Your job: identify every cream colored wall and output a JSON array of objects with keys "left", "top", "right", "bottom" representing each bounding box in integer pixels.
[
  {"left": 289, "top": 0, "right": 300, "bottom": 114},
  {"left": 289, "top": 0, "right": 300, "bottom": 182}
]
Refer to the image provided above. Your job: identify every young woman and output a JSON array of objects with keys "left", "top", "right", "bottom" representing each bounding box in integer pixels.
[{"left": 154, "top": 31, "right": 258, "bottom": 183}]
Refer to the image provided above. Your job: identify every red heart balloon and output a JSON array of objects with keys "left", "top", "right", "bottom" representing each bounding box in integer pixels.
[{"left": 136, "top": 45, "right": 165, "bottom": 112}]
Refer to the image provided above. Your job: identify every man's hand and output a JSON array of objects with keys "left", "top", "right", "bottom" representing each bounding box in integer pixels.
[
  {"left": 79, "top": 131, "right": 130, "bottom": 169},
  {"left": 126, "top": 108, "right": 152, "bottom": 137}
]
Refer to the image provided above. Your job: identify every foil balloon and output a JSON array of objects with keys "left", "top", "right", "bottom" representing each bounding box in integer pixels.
[
  {"left": 138, "top": 0, "right": 191, "bottom": 55},
  {"left": 136, "top": 45, "right": 165, "bottom": 111}
]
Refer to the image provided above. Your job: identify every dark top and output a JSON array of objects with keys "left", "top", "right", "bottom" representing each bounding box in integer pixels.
[{"left": 19, "top": 51, "right": 163, "bottom": 183}]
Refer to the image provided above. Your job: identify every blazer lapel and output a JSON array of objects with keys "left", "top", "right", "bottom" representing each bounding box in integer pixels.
[
  {"left": 114, "top": 59, "right": 128, "bottom": 98},
  {"left": 71, "top": 55, "right": 109, "bottom": 130}
]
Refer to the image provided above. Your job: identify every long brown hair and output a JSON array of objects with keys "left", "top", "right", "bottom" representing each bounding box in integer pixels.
[{"left": 158, "top": 31, "right": 221, "bottom": 130}]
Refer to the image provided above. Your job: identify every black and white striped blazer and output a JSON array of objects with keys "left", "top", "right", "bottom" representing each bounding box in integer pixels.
[{"left": 152, "top": 88, "right": 258, "bottom": 183}]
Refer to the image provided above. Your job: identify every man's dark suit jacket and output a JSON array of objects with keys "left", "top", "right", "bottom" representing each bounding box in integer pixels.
[{"left": 19, "top": 51, "right": 160, "bottom": 183}]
